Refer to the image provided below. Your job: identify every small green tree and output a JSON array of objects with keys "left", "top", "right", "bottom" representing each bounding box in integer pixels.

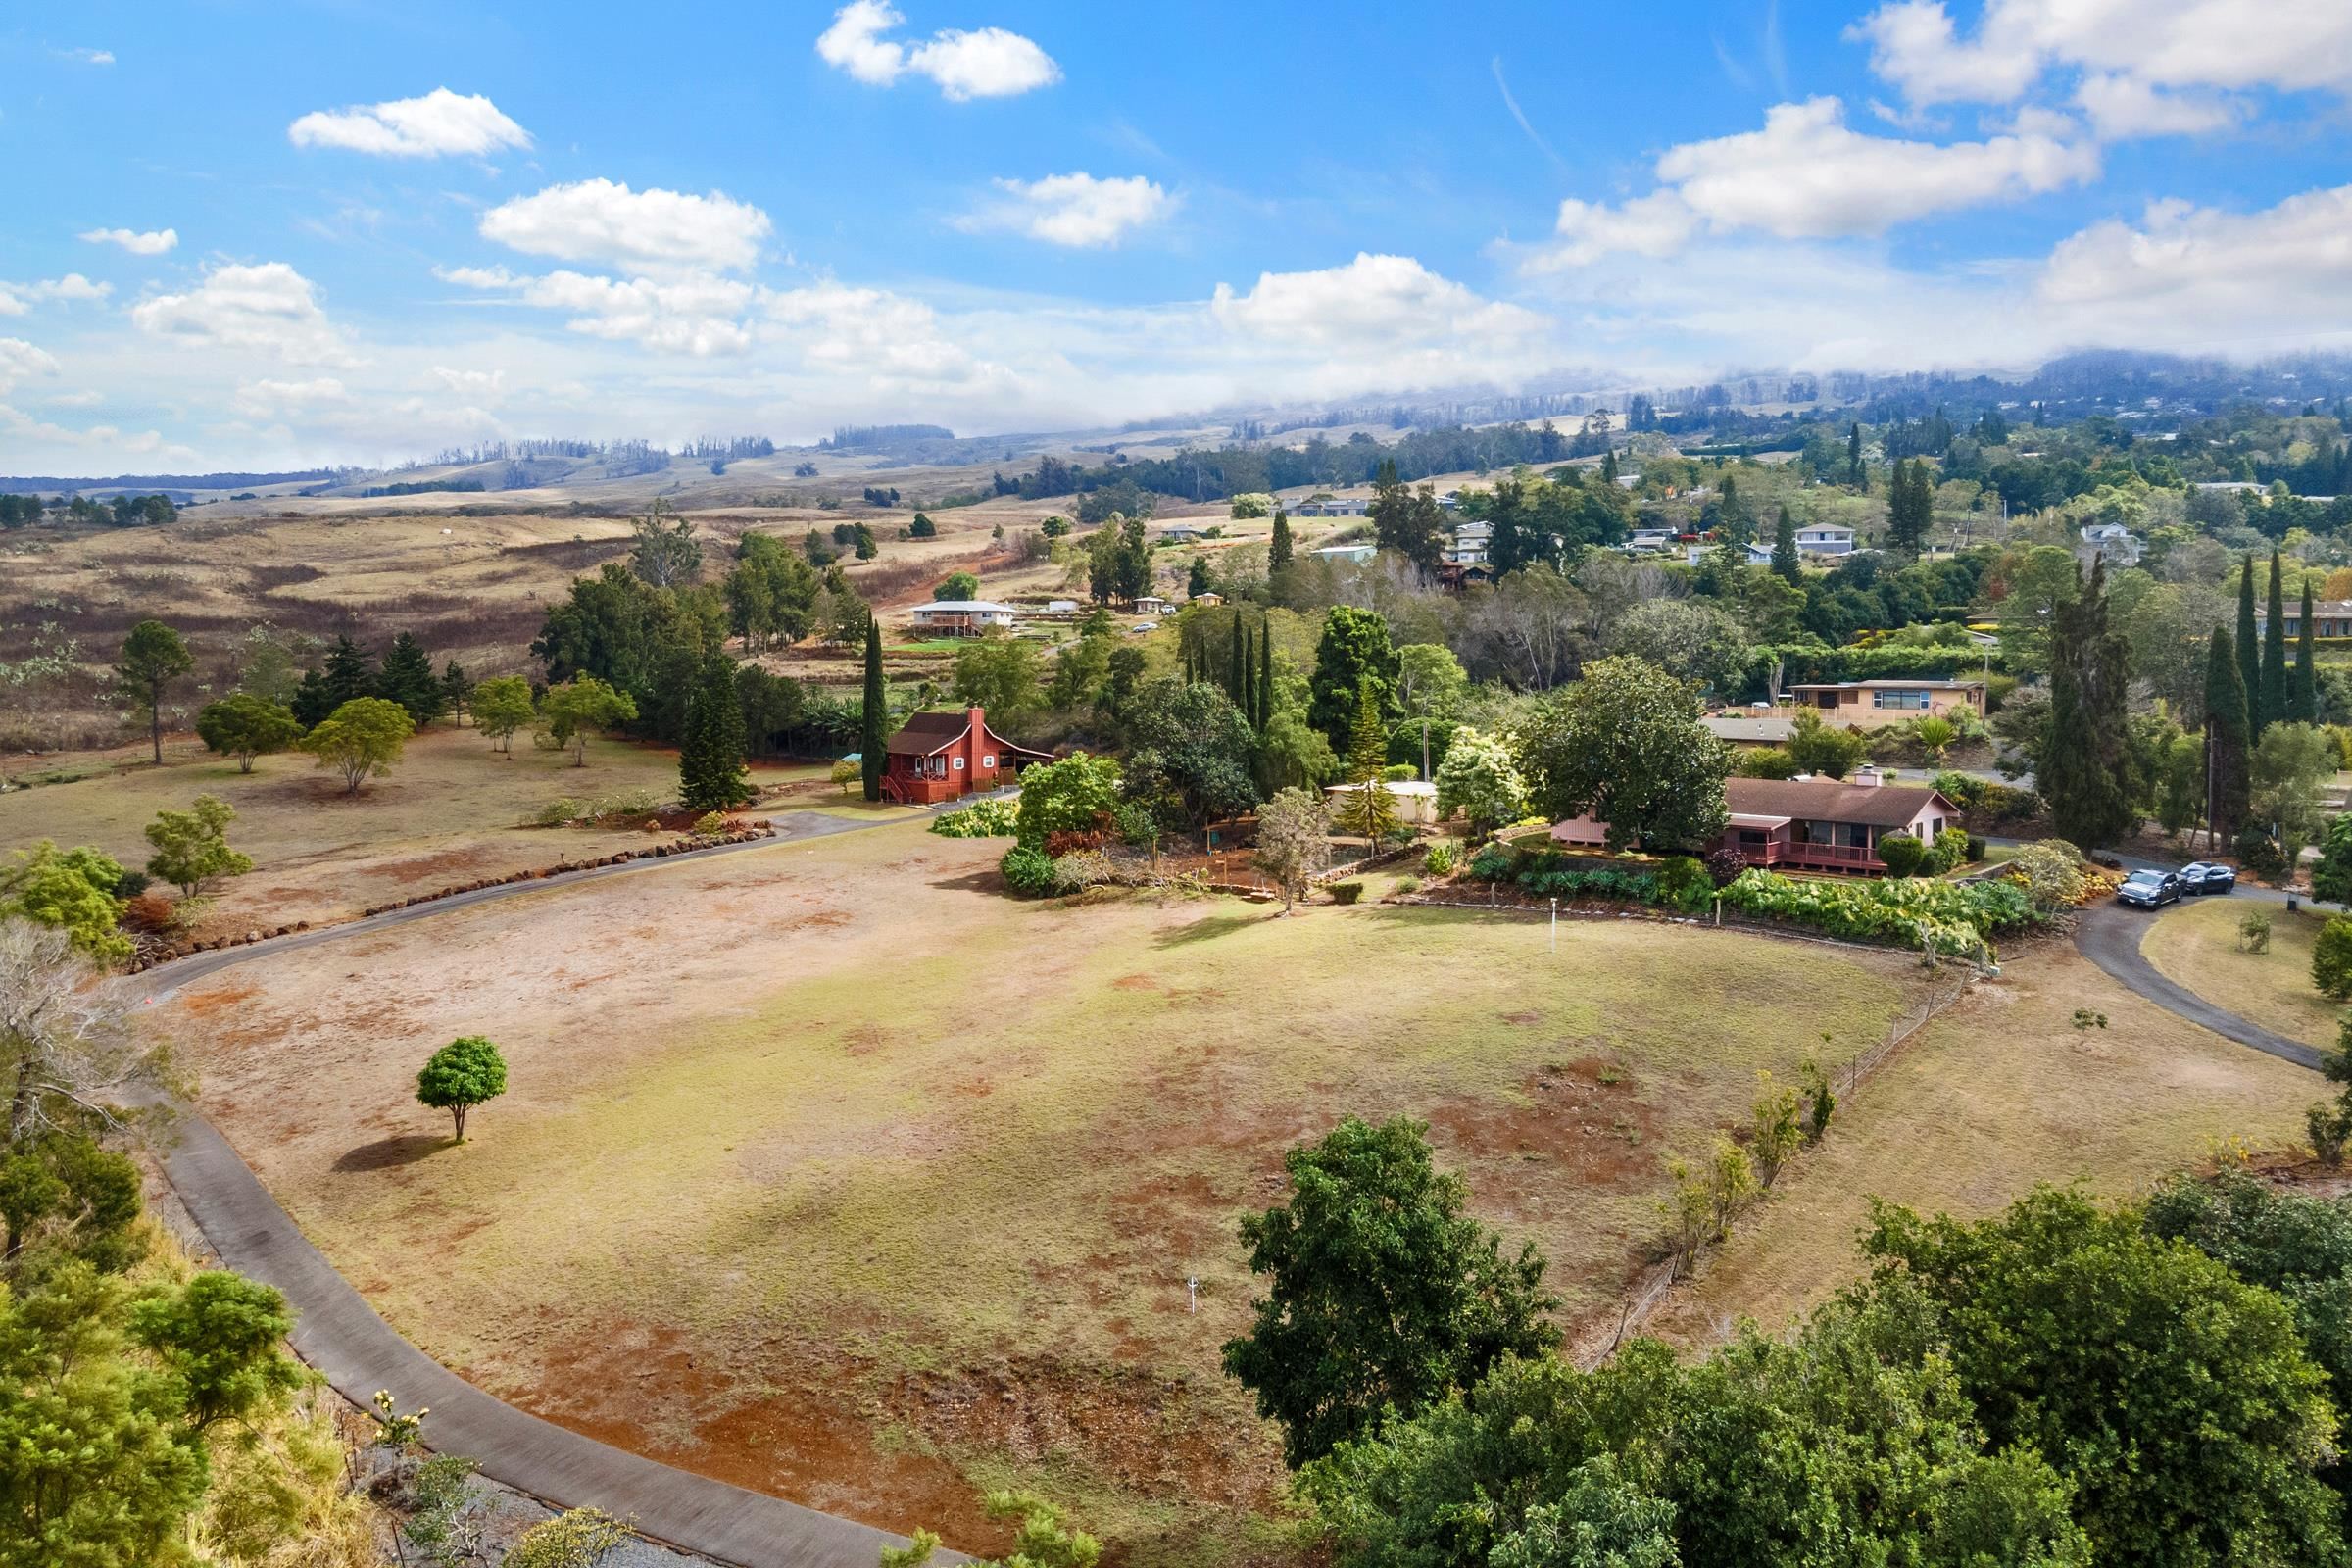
[
  {"left": 883, "top": 1492, "right": 1102, "bottom": 1568},
  {"left": 470, "top": 674, "right": 537, "bottom": 755},
  {"left": 0, "top": 844, "right": 130, "bottom": 961},
  {"left": 416, "top": 1036, "right": 508, "bottom": 1142},
  {"left": 936, "top": 570, "right": 981, "bottom": 602},
  {"left": 193, "top": 693, "right": 303, "bottom": 772},
  {"left": 678, "top": 655, "right": 753, "bottom": 811},
  {"left": 1013, "top": 752, "right": 1123, "bottom": 845},
  {"left": 142, "top": 795, "right": 253, "bottom": 896},
  {"left": 301, "top": 696, "right": 415, "bottom": 795},
  {"left": 1749, "top": 1071, "right": 1803, "bottom": 1186},
  {"left": 1787, "top": 709, "right": 1869, "bottom": 778},
  {"left": 127, "top": 1270, "right": 302, "bottom": 1431},
  {"left": 1433, "top": 725, "right": 1528, "bottom": 839},
  {"left": 376, "top": 631, "right": 443, "bottom": 726},
  {"left": 1222, "top": 1115, "right": 1560, "bottom": 1468},
  {"left": 1335, "top": 681, "right": 1398, "bottom": 841},
  {"left": 2314, "top": 915, "right": 2352, "bottom": 1001},
  {"left": 537, "top": 675, "right": 638, "bottom": 766},
  {"left": 115, "top": 619, "right": 193, "bottom": 764},
  {"left": 2313, "top": 814, "right": 2352, "bottom": 907},
  {"left": 1913, "top": 714, "right": 1956, "bottom": 761},
  {"left": 1254, "top": 787, "right": 1332, "bottom": 913}
]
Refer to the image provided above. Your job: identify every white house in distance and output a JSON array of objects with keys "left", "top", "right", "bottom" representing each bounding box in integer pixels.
[
  {"left": 1325, "top": 778, "right": 1440, "bottom": 826},
  {"left": 1744, "top": 521, "right": 1858, "bottom": 565},
  {"left": 1294, "top": 495, "right": 1370, "bottom": 517},
  {"left": 1133, "top": 593, "right": 1172, "bottom": 615},
  {"left": 2078, "top": 521, "right": 2142, "bottom": 567},
  {"left": 1313, "top": 542, "right": 1378, "bottom": 565},
  {"left": 1446, "top": 517, "right": 1493, "bottom": 567},
  {"left": 909, "top": 600, "right": 1018, "bottom": 636}
]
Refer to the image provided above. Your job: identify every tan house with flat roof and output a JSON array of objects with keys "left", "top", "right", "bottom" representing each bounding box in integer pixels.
[{"left": 1785, "top": 679, "right": 1985, "bottom": 730}]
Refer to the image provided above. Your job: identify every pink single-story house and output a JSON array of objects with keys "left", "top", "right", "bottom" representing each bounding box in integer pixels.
[{"left": 1550, "top": 771, "right": 1963, "bottom": 875}]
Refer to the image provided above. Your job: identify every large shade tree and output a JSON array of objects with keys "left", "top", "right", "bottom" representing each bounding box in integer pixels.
[{"left": 1510, "top": 656, "right": 1730, "bottom": 852}]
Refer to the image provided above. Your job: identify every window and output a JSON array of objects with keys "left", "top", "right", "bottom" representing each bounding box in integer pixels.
[
  {"left": 982, "top": 755, "right": 996, "bottom": 767},
  {"left": 1872, "top": 689, "right": 1931, "bottom": 710},
  {"left": 952, "top": 757, "right": 964, "bottom": 770}
]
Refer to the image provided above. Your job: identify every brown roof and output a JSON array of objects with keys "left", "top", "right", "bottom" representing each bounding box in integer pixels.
[
  {"left": 883, "top": 711, "right": 973, "bottom": 757},
  {"left": 882, "top": 709, "right": 1055, "bottom": 760},
  {"left": 1725, "top": 777, "right": 1955, "bottom": 829}
]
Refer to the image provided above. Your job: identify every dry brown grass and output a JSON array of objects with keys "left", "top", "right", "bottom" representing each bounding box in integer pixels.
[
  {"left": 157, "top": 820, "right": 1936, "bottom": 1566},
  {"left": 2143, "top": 898, "right": 2344, "bottom": 1051},
  {"left": 1643, "top": 940, "right": 2312, "bottom": 1349}
]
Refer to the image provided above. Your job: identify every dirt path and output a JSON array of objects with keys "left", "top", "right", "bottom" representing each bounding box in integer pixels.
[
  {"left": 2073, "top": 898, "right": 2324, "bottom": 1072},
  {"left": 139, "top": 810, "right": 956, "bottom": 1568}
]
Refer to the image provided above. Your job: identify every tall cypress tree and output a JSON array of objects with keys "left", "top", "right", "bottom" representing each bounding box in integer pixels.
[
  {"left": 2204, "top": 626, "right": 2252, "bottom": 847},
  {"left": 2041, "top": 560, "right": 2136, "bottom": 848},
  {"left": 2294, "top": 576, "right": 2319, "bottom": 724},
  {"left": 1269, "top": 507, "right": 1294, "bottom": 573},
  {"left": 1771, "top": 505, "right": 1800, "bottom": 582},
  {"left": 1228, "top": 609, "right": 1247, "bottom": 708},
  {"left": 1256, "top": 619, "right": 1273, "bottom": 731},
  {"left": 2262, "top": 551, "right": 2289, "bottom": 730},
  {"left": 1239, "top": 621, "right": 1256, "bottom": 731},
  {"left": 860, "top": 616, "right": 886, "bottom": 802},
  {"left": 1847, "top": 422, "right": 1865, "bottom": 489},
  {"left": 2236, "top": 552, "right": 2263, "bottom": 735},
  {"left": 678, "top": 652, "right": 752, "bottom": 810}
]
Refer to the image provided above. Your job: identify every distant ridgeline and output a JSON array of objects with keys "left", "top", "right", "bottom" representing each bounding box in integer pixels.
[{"left": 0, "top": 468, "right": 341, "bottom": 497}]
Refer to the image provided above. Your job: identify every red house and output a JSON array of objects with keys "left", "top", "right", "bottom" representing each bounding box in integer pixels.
[{"left": 880, "top": 707, "right": 1053, "bottom": 804}]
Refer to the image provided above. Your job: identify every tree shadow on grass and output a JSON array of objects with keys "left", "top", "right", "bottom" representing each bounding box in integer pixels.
[
  {"left": 1152, "top": 912, "right": 1268, "bottom": 948},
  {"left": 333, "top": 1134, "right": 446, "bottom": 1172}
]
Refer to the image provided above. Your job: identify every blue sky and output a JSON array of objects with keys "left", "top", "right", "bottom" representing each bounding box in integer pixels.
[{"left": 4, "top": 0, "right": 2351, "bottom": 471}]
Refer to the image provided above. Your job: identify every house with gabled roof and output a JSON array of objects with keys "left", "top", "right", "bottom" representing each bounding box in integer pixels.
[{"left": 880, "top": 707, "right": 1053, "bottom": 805}]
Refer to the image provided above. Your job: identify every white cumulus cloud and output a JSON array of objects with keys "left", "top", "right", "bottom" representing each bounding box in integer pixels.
[
  {"left": 288, "top": 88, "right": 532, "bottom": 158},
  {"left": 130, "top": 263, "right": 358, "bottom": 366},
  {"left": 1529, "top": 96, "right": 2096, "bottom": 267},
  {"left": 2074, "top": 73, "right": 2236, "bottom": 137},
  {"left": 233, "top": 377, "right": 352, "bottom": 417},
  {"left": 1852, "top": 0, "right": 2352, "bottom": 120},
  {"left": 816, "top": 1, "right": 1060, "bottom": 100},
  {"left": 0, "top": 339, "right": 60, "bottom": 395},
  {"left": 78, "top": 226, "right": 177, "bottom": 255},
  {"left": 956, "top": 172, "right": 1172, "bottom": 247},
  {"left": 1212, "top": 253, "right": 1548, "bottom": 351},
  {"left": 479, "top": 180, "right": 772, "bottom": 274}
]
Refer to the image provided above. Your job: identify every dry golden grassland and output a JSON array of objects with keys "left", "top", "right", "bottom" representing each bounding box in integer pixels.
[
  {"left": 160, "top": 820, "right": 1936, "bottom": 1565},
  {"left": 2143, "top": 898, "right": 2342, "bottom": 1051},
  {"left": 1646, "top": 940, "right": 2311, "bottom": 1348}
]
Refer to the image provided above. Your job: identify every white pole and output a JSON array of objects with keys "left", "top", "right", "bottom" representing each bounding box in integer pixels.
[
  {"left": 1187, "top": 1277, "right": 1199, "bottom": 1314},
  {"left": 1550, "top": 897, "right": 1558, "bottom": 953}
]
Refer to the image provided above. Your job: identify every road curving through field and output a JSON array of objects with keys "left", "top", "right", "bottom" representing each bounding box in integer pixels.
[{"left": 140, "top": 809, "right": 962, "bottom": 1568}]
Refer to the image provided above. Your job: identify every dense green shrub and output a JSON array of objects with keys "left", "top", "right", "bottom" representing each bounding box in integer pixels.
[
  {"left": 1720, "top": 869, "right": 2033, "bottom": 956},
  {"left": 2238, "top": 824, "right": 2289, "bottom": 880},
  {"left": 930, "top": 796, "right": 1020, "bottom": 838},
  {"left": 2314, "top": 916, "right": 2352, "bottom": 1001},
  {"left": 1330, "top": 881, "right": 1364, "bottom": 906},
  {"left": 1467, "top": 844, "right": 1515, "bottom": 882},
  {"left": 1934, "top": 826, "right": 1973, "bottom": 870},
  {"left": 1424, "top": 842, "right": 1458, "bottom": 877},
  {"left": 999, "top": 844, "right": 1054, "bottom": 895},
  {"left": 1656, "top": 856, "right": 1714, "bottom": 913},
  {"left": 1876, "top": 831, "right": 1927, "bottom": 877}
]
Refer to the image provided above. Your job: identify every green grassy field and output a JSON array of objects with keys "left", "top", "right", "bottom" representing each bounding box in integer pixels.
[
  {"left": 166, "top": 821, "right": 1935, "bottom": 1564},
  {"left": 2144, "top": 898, "right": 2343, "bottom": 1051}
]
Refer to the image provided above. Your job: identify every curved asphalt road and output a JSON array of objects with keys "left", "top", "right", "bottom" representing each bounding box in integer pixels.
[
  {"left": 140, "top": 808, "right": 958, "bottom": 1568},
  {"left": 2073, "top": 896, "right": 2324, "bottom": 1072}
]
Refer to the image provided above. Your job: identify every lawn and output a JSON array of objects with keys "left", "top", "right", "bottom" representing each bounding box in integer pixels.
[
  {"left": 1646, "top": 939, "right": 2314, "bottom": 1347},
  {"left": 159, "top": 819, "right": 1936, "bottom": 1566},
  {"left": 0, "top": 725, "right": 828, "bottom": 937},
  {"left": 2143, "top": 898, "right": 2343, "bottom": 1052}
]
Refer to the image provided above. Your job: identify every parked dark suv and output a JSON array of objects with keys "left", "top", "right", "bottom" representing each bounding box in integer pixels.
[
  {"left": 2180, "top": 861, "right": 2237, "bottom": 895},
  {"left": 2116, "top": 868, "right": 2184, "bottom": 908}
]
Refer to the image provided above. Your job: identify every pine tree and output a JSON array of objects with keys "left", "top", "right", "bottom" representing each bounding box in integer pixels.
[
  {"left": 440, "top": 660, "right": 472, "bottom": 726},
  {"left": 2237, "top": 552, "right": 2263, "bottom": 735},
  {"left": 2294, "top": 576, "right": 2319, "bottom": 724},
  {"left": 1847, "top": 422, "right": 1865, "bottom": 489},
  {"left": 2205, "top": 627, "right": 2252, "bottom": 847},
  {"left": 1228, "top": 610, "right": 1247, "bottom": 709},
  {"left": 1600, "top": 450, "right": 1620, "bottom": 486},
  {"left": 2262, "top": 551, "right": 2289, "bottom": 731},
  {"left": 1337, "top": 680, "right": 1397, "bottom": 841},
  {"left": 860, "top": 617, "right": 886, "bottom": 803},
  {"left": 1771, "top": 505, "right": 1800, "bottom": 582},
  {"left": 320, "top": 635, "right": 373, "bottom": 710},
  {"left": 376, "top": 632, "right": 443, "bottom": 726},
  {"left": 1269, "top": 508, "right": 1294, "bottom": 573},
  {"left": 679, "top": 653, "right": 752, "bottom": 810},
  {"left": 1256, "top": 619, "right": 1273, "bottom": 731},
  {"left": 2040, "top": 560, "right": 2136, "bottom": 848}
]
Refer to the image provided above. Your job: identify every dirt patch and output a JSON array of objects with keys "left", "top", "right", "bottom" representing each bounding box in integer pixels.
[{"left": 176, "top": 981, "right": 259, "bottom": 1018}]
